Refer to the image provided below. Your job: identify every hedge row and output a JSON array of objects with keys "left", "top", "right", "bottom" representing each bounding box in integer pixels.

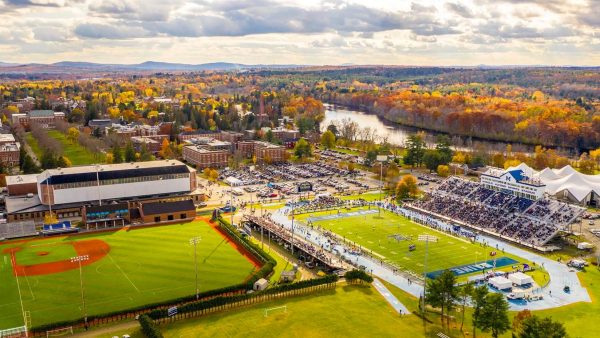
[
  {"left": 30, "top": 217, "right": 277, "bottom": 334},
  {"left": 138, "top": 315, "right": 163, "bottom": 338},
  {"left": 147, "top": 274, "right": 339, "bottom": 320}
]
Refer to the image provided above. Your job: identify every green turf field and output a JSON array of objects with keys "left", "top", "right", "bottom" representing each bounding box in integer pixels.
[
  {"left": 296, "top": 207, "right": 539, "bottom": 281},
  {"left": 26, "top": 130, "right": 103, "bottom": 165},
  {"left": 0, "top": 220, "right": 256, "bottom": 329}
]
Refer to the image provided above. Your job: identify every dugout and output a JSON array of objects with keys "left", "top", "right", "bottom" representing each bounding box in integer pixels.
[{"left": 83, "top": 202, "right": 130, "bottom": 229}]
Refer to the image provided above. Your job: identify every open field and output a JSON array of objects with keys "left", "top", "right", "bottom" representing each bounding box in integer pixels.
[
  {"left": 0, "top": 220, "right": 256, "bottom": 329},
  {"left": 296, "top": 207, "right": 543, "bottom": 282},
  {"left": 101, "top": 284, "right": 436, "bottom": 338},
  {"left": 26, "top": 130, "right": 103, "bottom": 165}
]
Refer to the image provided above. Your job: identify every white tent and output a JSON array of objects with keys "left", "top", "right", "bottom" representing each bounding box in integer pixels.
[
  {"left": 225, "top": 176, "right": 243, "bottom": 187},
  {"left": 508, "top": 272, "right": 533, "bottom": 286},
  {"left": 253, "top": 278, "right": 269, "bottom": 291},
  {"left": 577, "top": 242, "right": 594, "bottom": 250},
  {"left": 489, "top": 276, "right": 512, "bottom": 290}
]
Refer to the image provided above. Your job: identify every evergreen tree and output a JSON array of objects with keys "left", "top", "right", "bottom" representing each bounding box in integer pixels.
[
  {"left": 404, "top": 134, "right": 426, "bottom": 167},
  {"left": 112, "top": 145, "right": 124, "bottom": 164},
  {"left": 124, "top": 142, "right": 136, "bottom": 162}
]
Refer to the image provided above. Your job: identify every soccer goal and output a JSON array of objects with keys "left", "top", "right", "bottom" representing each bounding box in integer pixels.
[
  {"left": 264, "top": 305, "right": 287, "bottom": 317},
  {"left": 0, "top": 325, "right": 27, "bottom": 338},
  {"left": 45, "top": 326, "right": 73, "bottom": 337}
]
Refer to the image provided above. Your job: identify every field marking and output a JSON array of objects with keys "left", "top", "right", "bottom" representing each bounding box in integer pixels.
[
  {"left": 22, "top": 272, "right": 35, "bottom": 301},
  {"left": 102, "top": 249, "right": 140, "bottom": 293}
]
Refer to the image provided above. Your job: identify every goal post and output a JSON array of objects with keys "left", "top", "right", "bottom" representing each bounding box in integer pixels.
[
  {"left": 0, "top": 326, "right": 27, "bottom": 338},
  {"left": 264, "top": 305, "right": 287, "bottom": 317},
  {"left": 45, "top": 326, "right": 73, "bottom": 338}
]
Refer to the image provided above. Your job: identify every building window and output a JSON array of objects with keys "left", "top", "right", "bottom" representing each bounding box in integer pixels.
[
  {"left": 180, "top": 213, "right": 186, "bottom": 219},
  {"left": 168, "top": 215, "right": 174, "bottom": 221},
  {"left": 154, "top": 216, "right": 160, "bottom": 223}
]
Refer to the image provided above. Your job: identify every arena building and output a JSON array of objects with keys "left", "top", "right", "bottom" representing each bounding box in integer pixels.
[{"left": 5, "top": 160, "right": 202, "bottom": 224}]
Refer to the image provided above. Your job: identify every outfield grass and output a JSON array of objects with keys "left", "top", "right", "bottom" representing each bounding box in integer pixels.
[
  {"left": 26, "top": 130, "right": 103, "bottom": 165},
  {"left": 296, "top": 207, "right": 541, "bottom": 281},
  {"left": 0, "top": 220, "right": 256, "bottom": 329}
]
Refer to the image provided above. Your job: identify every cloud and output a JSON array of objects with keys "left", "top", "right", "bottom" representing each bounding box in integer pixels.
[
  {"left": 74, "top": 23, "right": 150, "bottom": 39},
  {"left": 477, "top": 21, "right": 577, "bottom": 39},
  {"left": 445, "top": 3, "right": 474, "bottom": 18},
  {"left": 88, "top": 0, "right": 178, "bottom": 22},
  {"left": 4, "top": 0, "right": 83, "bottom": 7},
  {"left": 32, "top": 26, "right": 69, "bottom": 41}
]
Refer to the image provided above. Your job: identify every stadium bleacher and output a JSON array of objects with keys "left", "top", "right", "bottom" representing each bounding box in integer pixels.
[
  {"left": 411, "top": 177, "right": 584, "bottom": 248},
  {"left": 41, "top": 221, "right": 79, "bottom": 236},
  {"left": 0, "top": 221, "right": 37, "bottom": 239}
]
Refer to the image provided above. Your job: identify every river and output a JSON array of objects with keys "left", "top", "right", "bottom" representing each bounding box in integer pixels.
[{"left": 322, "top": 104, "right": 535, "bottom": 153}]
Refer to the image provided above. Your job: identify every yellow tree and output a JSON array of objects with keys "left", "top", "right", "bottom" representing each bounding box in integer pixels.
[
  {"left": 396, "top": 175, "right": 419, "bottom": 200},
  {"left": 437, "top": 165, "right": 450, "bottom": 177},
  {"left": 159, "top": 139, "right": 173, "bottom": 159},
  {"left": 67, "top": 127, "right": 80, "bottom": 144}
]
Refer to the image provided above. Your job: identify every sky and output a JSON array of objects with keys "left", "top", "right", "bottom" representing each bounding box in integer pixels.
[{"left": 0, "top": 0, "right": 598, "bottom": 66}]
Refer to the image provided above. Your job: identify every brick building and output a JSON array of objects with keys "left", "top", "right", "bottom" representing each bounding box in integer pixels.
[
  {"left": 182, "top": 145, "right": 229, "bottom": 168},
  {"left": 11, "top": 110, "right": 65, "bottom": 129}
]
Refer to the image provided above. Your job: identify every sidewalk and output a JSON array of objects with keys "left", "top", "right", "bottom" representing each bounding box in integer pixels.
[{"left": 372, "top": 278, "right": 410, "bottom": 315}]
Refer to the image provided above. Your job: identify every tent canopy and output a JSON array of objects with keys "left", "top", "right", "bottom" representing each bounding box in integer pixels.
[
  {"left": 508, "top": 272, "right": 533, "bottom": 286},
  {"left": 489, "top": 276, "right": 512, "bottom": 290}
]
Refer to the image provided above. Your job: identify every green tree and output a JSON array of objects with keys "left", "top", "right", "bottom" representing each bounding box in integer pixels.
[
  {"left": 112, "top": 145, "right": 124, "bottom": 164},
  {"left": 471, "top": 285, "right": 489, "bottom": 338},
  {"left": 404, "top": 134, "right": 426, "bottom": 167},
  {"left": 21, "top": 153, "right": 39, "bottom": 174},
  {"left": 459, "top": 283, "right": 475, "bottom": 332},
  {"left": 435, "top": 135, "right": 453, "bottom": 164},
  {"left": 124, "top": 142, "right": 136, "bottom": 162},
  {"left": 517, "top": 315, "right": 568, "bottom": 338},
  {"left": 293, "top": 138, "right": 312, "bottom": 159},
  {"left": 326, "top": 123, "right": 338, "bottom": 135},
  {"left": 139, "top": 142, "right": 154, "bottom": 161},
  {"left": 365, "top": 149, "right": 378, "bottom": 166},
  {"left": 425, "top": 270, "right": 459, "bottom": 327},
  {"left": 479, "top": 293, "right": 510, "bottom": 338},
  {"left": 423, "top": 150, "right": 443, "bottom": 171},
  {"left": 320, "top": 130, "right": 336, "bottom": 149}
]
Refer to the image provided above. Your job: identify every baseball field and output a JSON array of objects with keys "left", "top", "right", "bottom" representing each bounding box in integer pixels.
[
  {"left": 295, "top": 206, "right": 542, "bottom": 282},
  {"left": 0, "top": 219, "right": 258, "bottom": 330}
]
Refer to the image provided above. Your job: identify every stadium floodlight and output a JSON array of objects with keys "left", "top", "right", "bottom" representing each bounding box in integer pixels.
[
  {"left": 417, "top": 235, "right": 437, "bottom": 319},
  {"left": 189, "top": 236, "right": 202, "bottom": 300},
  {"left": 70, "top": 255, "right": 89, "bottom": 328}
]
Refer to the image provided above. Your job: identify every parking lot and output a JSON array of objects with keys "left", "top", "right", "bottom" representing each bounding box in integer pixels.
[{"left": 197, "top": 162, "right": 381, "bottom": 211}]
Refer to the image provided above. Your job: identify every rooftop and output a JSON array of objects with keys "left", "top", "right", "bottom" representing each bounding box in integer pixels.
[
  {"left": 6, "top": 174, "right": 38, "bottom": 186},
  {"left": 0, "top": 134, "right": 16, "bottom": 143}
]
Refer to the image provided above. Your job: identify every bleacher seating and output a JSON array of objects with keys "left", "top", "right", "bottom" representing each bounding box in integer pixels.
[
  {"left": 41, "top": 221, "right": 79, "bottom": 236},
  {"left": 410, "top": 177, "right": 584, "bottom": 248},
  {"left": 0, "top": 221, "right": 37, "bottom": 239}
]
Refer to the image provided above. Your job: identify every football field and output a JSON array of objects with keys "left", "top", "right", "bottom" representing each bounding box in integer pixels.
[
  {"left": 0, "top": 220, "right": 257, "bottom": 329},
  {"left": 297, "top": 207, "right": 533, "bottom": 279}
]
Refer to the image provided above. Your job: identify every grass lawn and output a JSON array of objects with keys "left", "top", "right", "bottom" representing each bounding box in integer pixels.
[
  {"left": 158, "top": 283, "right": 429, "bottom": 338},
  {"left": 296, "top": 207, "right": 543, "bottom": 282},
  {"left": 26, "top": 130, "right": 103, "bottom": 165},
  {"left": 0, "top": 220, "right": 256, "bottom": 329}
]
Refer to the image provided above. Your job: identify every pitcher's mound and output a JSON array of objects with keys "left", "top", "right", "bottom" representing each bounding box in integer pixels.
[{"left": 37, "top": 251, "right": 50, "bottom": 256}]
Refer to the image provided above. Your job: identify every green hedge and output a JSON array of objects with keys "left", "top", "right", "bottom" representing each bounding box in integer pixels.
[
  {"left": 138, "top": 314, "right": 163, "bottom": 338},
  {"left": 147, "top": 274, "right": 339, "bottom": 320},
  {"left": 30, "top": 217, "right": 277, "bottom": 333}
]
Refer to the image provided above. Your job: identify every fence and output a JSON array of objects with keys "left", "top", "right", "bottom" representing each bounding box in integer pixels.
[{"left": 155, "top": 282, "right": 337, "bottom": 325}]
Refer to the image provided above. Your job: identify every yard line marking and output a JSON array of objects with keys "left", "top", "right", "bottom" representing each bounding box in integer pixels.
[{"left": 103, "top": 249, "right": 140, "bottom": 293}]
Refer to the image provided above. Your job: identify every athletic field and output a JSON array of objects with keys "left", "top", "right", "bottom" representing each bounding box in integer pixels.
[
  {"left": 0, "top": 220, "right": 257, "bottom": 329},
  {"left": 296, "top": 207, "right": 535, "bottom": 280}
]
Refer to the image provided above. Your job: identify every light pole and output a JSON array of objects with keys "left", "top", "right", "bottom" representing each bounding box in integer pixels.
[
  {"left": 71, "top": 255, "right": 89, "bottom": 329},
  {"left": 291, "top": 208, "right": 295, "bottom": 256},
  {"left": 189, "top": 236, "right": 202, "bottom": 300},
  {"left": 379, "top": 161, "right": 383, "bottom": 217},
  {"left": 417, "top": 234, "right": 438, "bottom": 318}
]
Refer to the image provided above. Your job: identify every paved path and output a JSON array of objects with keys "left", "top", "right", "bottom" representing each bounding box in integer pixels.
[
  {"left": 270, "top": 207, "right": 591, "bottom": 311},
  {"left": 372, "top": 278, "right": 410, "bottom": 314}
]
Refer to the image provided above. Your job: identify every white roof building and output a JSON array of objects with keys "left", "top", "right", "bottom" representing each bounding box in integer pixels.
[{"left": 485, "top": 163, "right": 600, "bottom": 206}]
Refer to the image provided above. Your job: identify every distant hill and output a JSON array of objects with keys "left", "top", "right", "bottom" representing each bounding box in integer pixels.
[{"left": 0, "top": 62, "right": 20, "bottom": 67}]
